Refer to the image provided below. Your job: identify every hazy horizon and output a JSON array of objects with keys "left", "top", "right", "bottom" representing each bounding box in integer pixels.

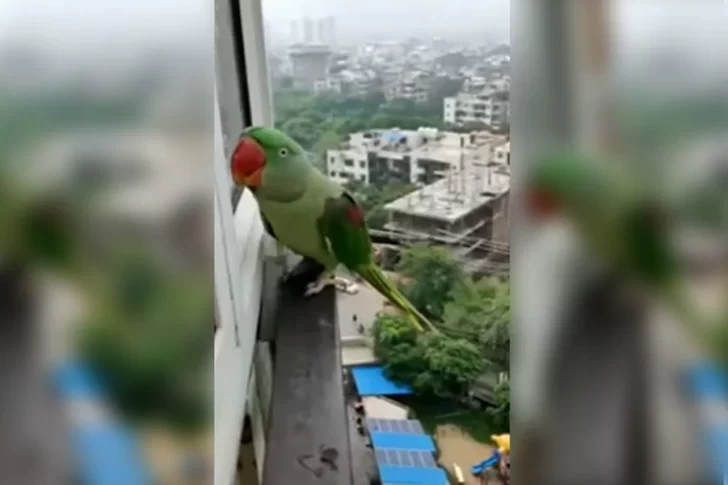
[{"left": 0, "top": 0, "right": 725, "bottom": 70}]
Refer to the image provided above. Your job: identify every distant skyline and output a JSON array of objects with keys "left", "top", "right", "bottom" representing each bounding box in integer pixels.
[
  {"left": 0, "top": 0, "right": 724, "bottom": 70},
  {"left": 262, "top": 0, "right": 509, "bottom": 45}
]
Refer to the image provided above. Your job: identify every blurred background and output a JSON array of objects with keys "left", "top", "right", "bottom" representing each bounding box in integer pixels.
[
  {"left": 1, "top": 0, "right": 727, "bottom": 484},
  {"left": 0, "top": 0, "right": 213, "bottom": 483},
  {"left": 512, "top": 1, "right": 728, "bottom": 485}
]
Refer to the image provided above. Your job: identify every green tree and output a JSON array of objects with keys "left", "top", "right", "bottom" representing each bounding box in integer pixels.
[
  {"left": 280, "top": 116, "right": 323, "bottom": 150},
  {"left": 373, "top": 315, "right": 486, "bottom": 398},
  {"left": 487, "top": 379, "right": 510, "bottom": 432},
  {"left": 415, "top": 332, "right": 486, "bottom": 397},
  {"left": 442, "top": 278, "right": 510, "bottom": 369},
  {"left": 372, "top": 315, "right": 426, "bottom": 384},
  {"left": 312, "top": 129, "right": 342, "bottom": 171},
  {"left": 396, "top": 245, "right": 465, "bottom": 320},
  {"left": 79, "top": 249, "right": 211, "bottom": 433}
]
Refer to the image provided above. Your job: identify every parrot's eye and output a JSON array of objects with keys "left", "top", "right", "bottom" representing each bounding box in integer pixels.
[{"left": 279, "top": 147, "right": 289, "bottom": 157}]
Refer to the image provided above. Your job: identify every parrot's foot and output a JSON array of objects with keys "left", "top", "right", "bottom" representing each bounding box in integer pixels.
[
  {"left": 304, "top": 275, "right": 336, "bottom": 297},
  {"left": 284, "top": 256, "right": 325, "bottom": 295},
  {"left": 332, "top": 276, "right": 353, "bottom": 289}
]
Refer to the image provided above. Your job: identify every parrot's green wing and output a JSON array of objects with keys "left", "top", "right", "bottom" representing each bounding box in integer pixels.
[
  {"left": 318, "top": 192, "right": 372, "bottom": 270},
  {"left": 318, "top": 192, "right": 437, "bottom": 332}
]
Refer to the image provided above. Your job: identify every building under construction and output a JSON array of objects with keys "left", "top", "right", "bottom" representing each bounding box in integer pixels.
[{"left": 382, "top": 157, "right": 510, "bottom": 276}]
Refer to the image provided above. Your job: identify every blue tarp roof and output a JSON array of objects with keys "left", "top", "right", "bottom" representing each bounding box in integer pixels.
[
  {"left": 685, "top": 362, "right": 727, "bottom": 399},
  {"left": 378, "top": 466, "right": 448, "bottom": 485},
  {"left": 351, "top": 366, "right": 413, "bottom": 396},
  {"left": 371, "top": 432, "right": 436, "bottom": 452},
  {"left": 53, "top": 361, "right": 106, "bottom": 399},
  {"left": 53, "top": 361, "right": 152, "bottom": 485},
  {"left": 383, "top": 131, "right": 406, "bottom": 143}
]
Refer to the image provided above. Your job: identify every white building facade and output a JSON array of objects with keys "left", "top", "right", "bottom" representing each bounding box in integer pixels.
[
  {"left": 443, "top": 88, "right": 510, "bottom": 128},
  {"left": 326, "top": 128, "right": 507, "bottom": 187}
]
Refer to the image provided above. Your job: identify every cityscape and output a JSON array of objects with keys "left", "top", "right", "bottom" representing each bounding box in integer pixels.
[
  {"left": 254, "top": 14, "right": 513, "bottom": 485},
  {"left": 0, "top": 1, "right": 726, "bottom": 485}
]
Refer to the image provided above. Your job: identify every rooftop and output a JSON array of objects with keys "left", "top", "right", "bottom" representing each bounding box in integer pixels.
[
  {"left": 384, "top": 163, "right": 510, "bottom": 223},
  {"left": 339, "top": 128, "right": 506, "bottom": 164},
  {"left": 351, "top": 365, "right": 413, "bottom": 396}
]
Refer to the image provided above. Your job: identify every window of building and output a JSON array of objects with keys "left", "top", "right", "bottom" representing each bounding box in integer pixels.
[{"left": 344, "top": 158, "right": 354, "bottom": 167}]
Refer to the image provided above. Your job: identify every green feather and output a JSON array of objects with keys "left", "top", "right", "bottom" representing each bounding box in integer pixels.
[{"left": 320, "top": 193, "right": 437, "bottom": 332}]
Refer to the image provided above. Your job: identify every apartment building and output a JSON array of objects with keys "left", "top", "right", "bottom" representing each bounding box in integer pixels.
[
  {"left": 313, "top": 76, "right": 342, "bottom": 95},
  {"left": 326, "top": 128, "right": 507, "bottom": 187},
  {"left": 385, "top": 80, "right": 429, "bottom": 103},
  {"left": 385, "top": 71, "right": 431, "bottom": 103},
  {"left": 493, "top": 140, "right": 511, "bottom": 166},
  {"left": 443, "top": 87, "right": 510, "bottom": 129},
  {"left": 383, "top": 163, "right": 510, "bottom": 260}
]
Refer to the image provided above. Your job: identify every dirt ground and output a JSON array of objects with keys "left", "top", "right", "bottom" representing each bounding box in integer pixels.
[
  {"left": 434, "top": 424, "right": 494, "bottom": 485},
  {"left": 142, "top": 427, "right": 212, "bottom": 485}
]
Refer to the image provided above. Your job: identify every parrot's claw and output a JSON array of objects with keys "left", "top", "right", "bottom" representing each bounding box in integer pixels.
[
  {"left": 332, "top": 276, "right": 352, "bottom": 288},
  {"left": 304, "top": 276, "right": 335, "bottom": 297}
]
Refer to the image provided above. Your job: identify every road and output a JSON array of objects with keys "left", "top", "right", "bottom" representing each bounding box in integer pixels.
[{"left": 335, "top": 278, "right": 386, "bottom": 338}]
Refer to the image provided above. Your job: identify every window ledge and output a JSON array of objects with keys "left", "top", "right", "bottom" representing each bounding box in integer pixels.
[{"left": 262, "top": 285, "right": 352, "bottom": 485}]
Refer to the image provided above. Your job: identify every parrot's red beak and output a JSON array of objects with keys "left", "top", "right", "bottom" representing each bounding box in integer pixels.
[
  {"left": 231, "top": 136, "right": 265, "bottom": 188},
  {"left": 525, "top": 187, "right": 561, "bottom": 219}
]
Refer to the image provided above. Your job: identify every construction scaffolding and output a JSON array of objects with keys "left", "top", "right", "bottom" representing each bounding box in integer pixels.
[{"left": 379, "top": 149, "right": 511, "bottom": 276}]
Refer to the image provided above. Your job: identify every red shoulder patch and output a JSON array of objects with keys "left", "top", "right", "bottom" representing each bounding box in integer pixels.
[{"left": 345, "top": 204, "right": 365, "bottom": 226}]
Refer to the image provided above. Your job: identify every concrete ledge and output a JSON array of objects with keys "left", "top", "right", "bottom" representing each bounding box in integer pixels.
[{"left": 262, "top": 285, "right": 353, "bottom": 485}]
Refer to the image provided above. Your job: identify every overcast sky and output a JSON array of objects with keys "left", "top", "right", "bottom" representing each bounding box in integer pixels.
[
  {"left": 262, "top": 0, "right": 509, "bottom": 43},
  {"left": 0, "top": 0, "right": 725, "bottom": 58}
]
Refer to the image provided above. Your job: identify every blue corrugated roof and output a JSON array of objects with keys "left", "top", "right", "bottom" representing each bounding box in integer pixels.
[
  {"left": 378, "top": 465, "right": 448, "bottom": 485},
  {"left": 72, "top": 425, "right": 151, "bottom": 485},
  {"left": 351, "top": 366, "right": 412, "bottom": 396},
  {"left": 371, "top": 432, "right": 436, "bottom": 451}
]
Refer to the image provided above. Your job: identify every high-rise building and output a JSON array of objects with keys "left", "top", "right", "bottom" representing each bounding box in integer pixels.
[
  {"left": 302, "top": 17, "right": 314, "bottom": 44},
  {"left": 316, "top": 18, "right": 327, "bottom": 44},
  {"left": 288, "top": 44, "right": 332, "bottom": 90},
  {"left": 325, "top": 16, "right": 337, "bottom": 46}
]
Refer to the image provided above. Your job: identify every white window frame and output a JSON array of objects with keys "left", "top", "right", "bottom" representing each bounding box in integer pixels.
[
  {"left": 213, "top": 0, "right": 275, "bottom": 482},
  {"left": 214, "top": 87, "right": 267, "bottom": 485}
]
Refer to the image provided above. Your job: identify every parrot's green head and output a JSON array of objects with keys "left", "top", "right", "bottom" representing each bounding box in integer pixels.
[{"left": 230, "top": 126, "right": 309, "bottom": 201}]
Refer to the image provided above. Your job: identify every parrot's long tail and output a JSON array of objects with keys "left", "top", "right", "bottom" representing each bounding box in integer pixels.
[{"left": 355, "top": 263, "right": 438, "bottom": 332}]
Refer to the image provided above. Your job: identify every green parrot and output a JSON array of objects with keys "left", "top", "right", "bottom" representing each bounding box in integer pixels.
[
  {"left": 229, "top": 126, "right": 437, "bottom": 332},
  {"left": 524, "top": 153, "right": 718, "bottom": 353}
]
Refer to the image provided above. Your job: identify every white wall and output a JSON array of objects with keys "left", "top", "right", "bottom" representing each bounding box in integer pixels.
[
  {"left": 443, "top": 97, "right": 457, "bottom": 124},
  {"left": 214, "top": 88, "right": 266, "bottom": 485},
  {"left": 326, "top": 149, "right": 369, "bottom": 185}
]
